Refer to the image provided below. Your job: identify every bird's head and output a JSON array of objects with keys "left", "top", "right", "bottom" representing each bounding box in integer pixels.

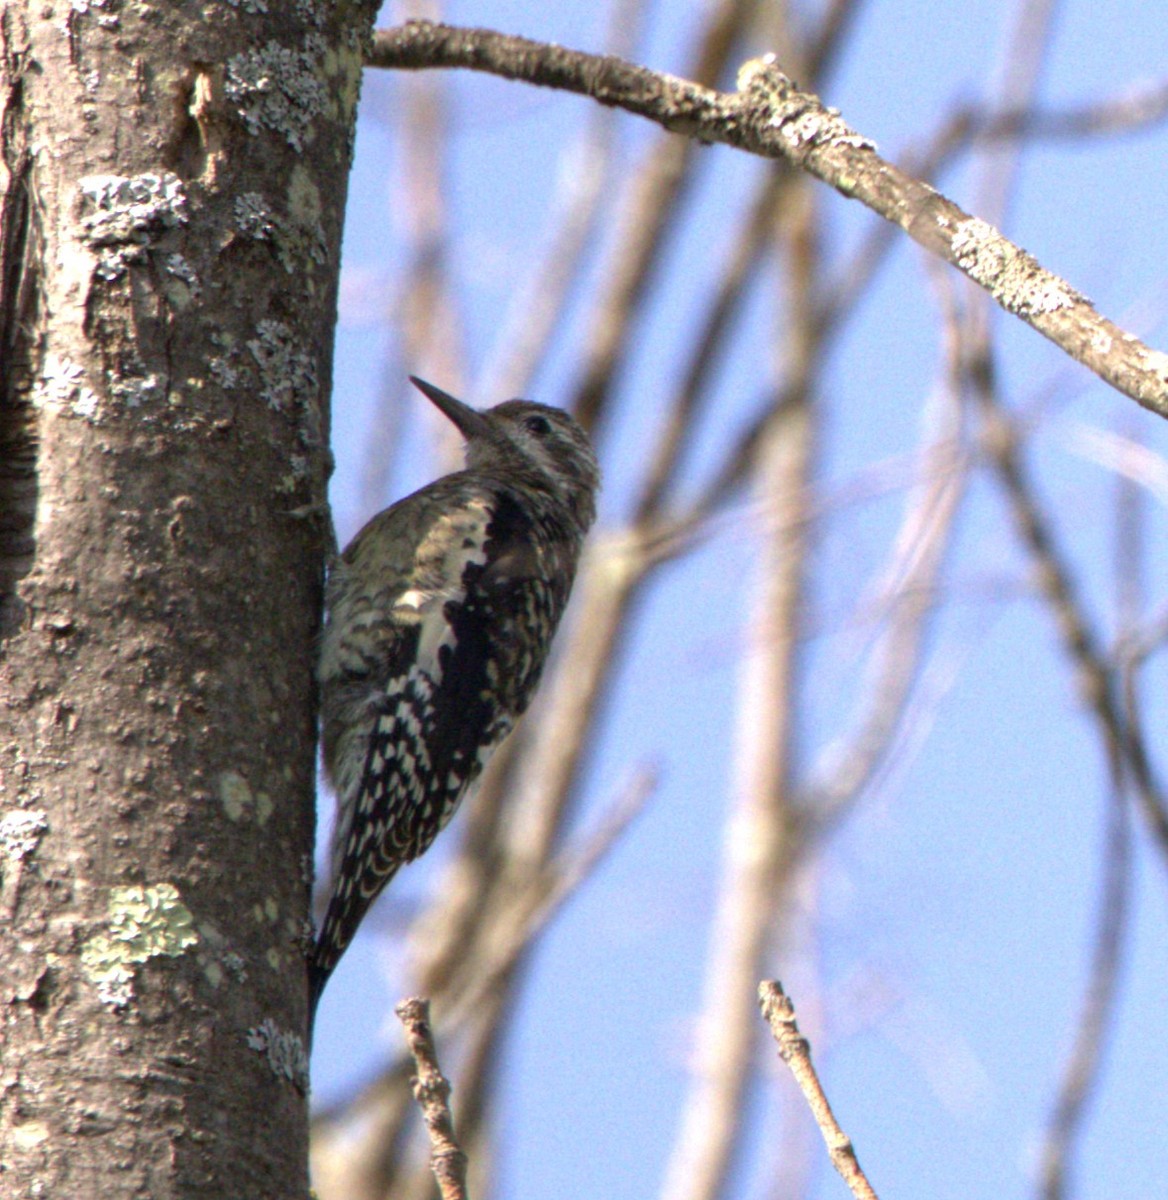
[{"left": 409, "top": 376, "right": 600, "bottom": 532}]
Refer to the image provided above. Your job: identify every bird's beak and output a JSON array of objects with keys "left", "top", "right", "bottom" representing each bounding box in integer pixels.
[{"left": 409, "top": 376, "right": 491, "bottom": 440}]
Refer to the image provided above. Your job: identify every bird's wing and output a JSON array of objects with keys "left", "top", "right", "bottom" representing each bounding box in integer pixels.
[{"left": 312, "top": 481, "right": 551, "bottom": 993}]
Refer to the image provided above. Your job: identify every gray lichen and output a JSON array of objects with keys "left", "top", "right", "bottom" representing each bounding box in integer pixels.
[
  {"left": 71, "top": 0, "right": 118, "bottom": 25},
  {"left": 222, "top": 950, "right": 248, "bottom": 981},
  {"left": 951, "top": 217, "right": 1084, "bottom": 316},
  {"left": 247, "top": 1017, "right": 310, "bottom": 1093},
  {"left": 209, "top": 355, "right": 240, "bottom": 391},
  {"left": 79, "top": 172, "right": 188, "bottom": 245},
  {"left": 233, "top": 188, "right": 327, "bottom": 273},
  {"left": 109, "top": 372, "right": 164, "bottom": 408},
  {"left": 295, "top": 0, "right": 326, "bottom": 27},
  {"left": 31, "top": 356, "right": 100, "bottom": 420},
  {"left": 194, "top": 919, "right": 251, "bottom": 989},
  {"left": 234, "top": 192, "right": 278, "bottom": 241},
  {"left": 165, "top": 252, "right": 201, "bottom": 297},
  {"left": 247, "top": 320, "right": 318, "bottom": 412},
  {"left": 79, "top": 171, "right": 188, "bottom": 280},
  {"left": 0, "top": 810, "right": 48, "bottom": 861},
  {"left": 225, "top": 40, "right": 328, "bottom": 151},
  {"left": 81, "top": 883, "right": 199, "bottom": 1008},
  {"left": 737, "top": 55, "right": 876, "bottom": 154}
]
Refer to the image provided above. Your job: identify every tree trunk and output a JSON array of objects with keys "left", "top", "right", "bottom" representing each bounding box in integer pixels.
[{"left": 0, "top": 2, "right": 373, "bottom": 1195}]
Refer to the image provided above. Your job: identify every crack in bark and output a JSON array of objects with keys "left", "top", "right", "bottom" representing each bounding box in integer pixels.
[{"left": 1, "top": 24, "right": 40, "bottom": 639}]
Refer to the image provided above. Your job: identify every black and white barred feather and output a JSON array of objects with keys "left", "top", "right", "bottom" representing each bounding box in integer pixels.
[{"left": 309, "top": 378, "right": 599, "bottom": 1018}]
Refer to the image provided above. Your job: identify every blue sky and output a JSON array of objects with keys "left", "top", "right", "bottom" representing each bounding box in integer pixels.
[{"left": 314, "top": 3, "right": 1168, "bottom": 1197}]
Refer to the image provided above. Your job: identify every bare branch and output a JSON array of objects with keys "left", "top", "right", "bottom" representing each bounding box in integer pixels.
[
  {"left": 968, "top": 78, "right": 1168, "bottom": 142},
  {"left": 816, "top": 76, "right": 1168, "bottom": 347},
  {"left": 758, "top": 981, "right": 880, "bottom": 1200},
  {"left": 661, "top": 210, "right": 820, "bottom": 1200},
  {"left": 804, "top": 383, "right": 968, "bottom": 829},
  {"left": 1037, "top": 698, "right": 1133, "bottom": 1200},
  {"left": 395, "top": 997, "right": 469, "bottom": 1200},
  {"left": 974, "top": 386, "right": 1168, "bottom": 863},
  {"left": 369, "top": 20, "right": 1168, "bottom": 418},
  {"left": 1038, "top": 464, "right": 1140, "bottom": 1200},
  {"left": 633, "top": 168, "right": 781, "bottom": 523},
  {"left": 477, "top": 0, "right": 653, "bottom": 402}
]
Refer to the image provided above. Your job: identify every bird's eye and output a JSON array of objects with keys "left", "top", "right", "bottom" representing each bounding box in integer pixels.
[{"left": 523, "top": 415, "right": 553, "bottom": 437}]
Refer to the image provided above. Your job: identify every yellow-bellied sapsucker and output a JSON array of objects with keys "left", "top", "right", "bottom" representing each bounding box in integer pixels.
[{"left": 310, "top": 377, "right": 599, "bottom": 1017}]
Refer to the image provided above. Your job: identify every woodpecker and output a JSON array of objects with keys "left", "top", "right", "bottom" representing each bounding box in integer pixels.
[{"left": 309, "top": 376, "right": 599, "bottom": 1019}]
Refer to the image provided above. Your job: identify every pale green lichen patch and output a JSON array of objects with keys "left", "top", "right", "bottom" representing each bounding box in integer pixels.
[
  {"left": 332, "top": 40, "right": 365, "bottom": 111},
  {"left": 0, "top": 810, "right": 48, "bottom": 861},
  {"left": 196, "top": 920, "right": 250, "bottom": 987},
  {"left": 219, "top": 769, "right": 254, "bottom": 821},
  {"left": 286, "top": 165, "right": 328, "bottom": 266},
  {"left": 81, "top": 883, "right": 199, "bottom": 1008},
  {"left": 277, "top": 455, "right": 312, "bottom": 494},
  {"left": 286, "top": 164, "right": 322, "bottom": 230},
  {"left": 247, "top": 1017, "right": 310, "bottom": 1093}
]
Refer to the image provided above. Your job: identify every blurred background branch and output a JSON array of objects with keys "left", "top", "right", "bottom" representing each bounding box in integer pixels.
[{"left": 313, "top": 3, "right": 1168, "bottom": 1198}]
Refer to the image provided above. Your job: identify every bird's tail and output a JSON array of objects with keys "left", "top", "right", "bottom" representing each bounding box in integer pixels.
[
  {"left": 306, "top": 854, "right": 403, "bottom": 1042},
  {"left": 306, "top": 958, "right": 330, "bottom": 1045}
]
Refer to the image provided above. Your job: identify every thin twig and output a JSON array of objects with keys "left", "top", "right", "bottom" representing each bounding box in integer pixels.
[
  {"left": 363, "top": 0, "right": 468, "bottom": 509},
  {"left": 476, "top": 0, "right": 652, "bottom": 403},
  {"left": 1037, "top": 460, "right": 1141, "bottom": 1200},
  {"left": 1037, "top": 706, "right": 1132, "bottom": 1200},
  {"left": 661, "top": 199, "right": 820, "bottom": 1200},
  {"left": 974, "top": 386, "right": 1168, "bottom": 863},
  {"left": 369, "top": 20, "right": 1168, "bottom": 419},
  {"left": 435, "top": 765, "right": 658, "bottom": 1032},
  {"left": 758, "top": 981, "right": 880, "bottom": 1200},
  {"left": 395, "top": 998, "right": 469, "bottom": 1200},
  {"left": 633, "top": 168, "right": 782, "bottom": 523}
]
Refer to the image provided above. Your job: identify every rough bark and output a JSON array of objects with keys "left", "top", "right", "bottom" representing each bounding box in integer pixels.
[{"left": 0, "top": 1, "right": 374, "bottom": 1196}]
